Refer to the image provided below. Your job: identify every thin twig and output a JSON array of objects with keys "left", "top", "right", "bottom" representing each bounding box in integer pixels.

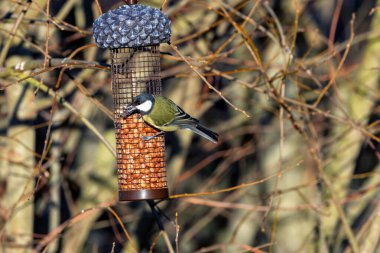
[
  {"left": 313, "top": 14, "right": 356, "bottom": 107},
  {"left": 170, "top": 163, "right": 300, "bottom": 199},
  {"left": 10, "top": 72, "right": 116, "bottom": 156},
  {"left": 169, "top": 43, "right": 250, "bottom": 118},
  {"left": 107, "top": 207, "right": 138, "bottom": 253},
  {"left": 0, "top": 0, "right": 32, "bottom": 65}
]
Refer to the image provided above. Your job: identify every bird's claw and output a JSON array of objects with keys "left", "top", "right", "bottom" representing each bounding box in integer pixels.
[
  {"left": 142, "top": 132, "right": 164, "bottom": 141},
  {"left": 142, "top": 136, "right": 151, "bottom": 141},
  {"left": 142, "top": 135, "right": 158, "bottom": 141}
]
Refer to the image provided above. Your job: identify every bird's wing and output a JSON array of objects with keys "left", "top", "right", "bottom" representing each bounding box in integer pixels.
[
  {"left": 151, "top": 94, "right": 198, "bottom": 127},
  {"left": 166, "top": 105, "right": 199, "bottom": 127}
]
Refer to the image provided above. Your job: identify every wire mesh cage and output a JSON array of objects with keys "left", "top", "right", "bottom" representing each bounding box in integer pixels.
[{"left": 111, "top": 46, "right": 168, "bottom": 200}]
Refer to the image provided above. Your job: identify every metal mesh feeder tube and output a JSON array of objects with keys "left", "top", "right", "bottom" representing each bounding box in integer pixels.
[{"left": 93, "top": 4, "right": 171, "bottom": 201}]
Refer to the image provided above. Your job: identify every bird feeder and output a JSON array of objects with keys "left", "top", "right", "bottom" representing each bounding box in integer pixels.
[{"left": 93, "top": 2, "right": 171, "bottom": 201}]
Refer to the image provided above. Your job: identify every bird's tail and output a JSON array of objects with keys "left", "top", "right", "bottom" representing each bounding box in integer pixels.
[{"left": 188, "top": 124, "right": 219, "bottom": 144}]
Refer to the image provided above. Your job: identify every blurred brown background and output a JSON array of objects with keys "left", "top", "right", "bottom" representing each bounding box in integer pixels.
[{"left": 0, "top": 0, "right": 380, "bottom": 252}]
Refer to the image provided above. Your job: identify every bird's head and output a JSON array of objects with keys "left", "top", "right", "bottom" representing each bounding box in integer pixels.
[{"left": 123, "top": 93, "right": 155, "bottom": 117}]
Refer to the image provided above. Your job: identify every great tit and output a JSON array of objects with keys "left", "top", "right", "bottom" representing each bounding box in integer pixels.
[{"left": 122, "top": 93, "right": 219, "bottom": 143}]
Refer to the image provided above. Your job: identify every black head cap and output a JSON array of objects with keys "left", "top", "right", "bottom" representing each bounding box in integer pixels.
[{"left": 133, "top": 93, "right": 155, "bottom": 105}]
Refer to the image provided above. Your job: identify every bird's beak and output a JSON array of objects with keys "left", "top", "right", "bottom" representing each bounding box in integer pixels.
[{"left": 122, "top": 104, "right": 138, "bottom": 117}]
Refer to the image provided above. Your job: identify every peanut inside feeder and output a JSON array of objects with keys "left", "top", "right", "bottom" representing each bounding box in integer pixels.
[{"left": 93, "top": 4, "right": 171, "bottom": 201}]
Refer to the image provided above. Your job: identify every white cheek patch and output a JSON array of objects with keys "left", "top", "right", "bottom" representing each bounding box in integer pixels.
[{"left": 136, "top": 100, "right": 152, "bottom": 112}]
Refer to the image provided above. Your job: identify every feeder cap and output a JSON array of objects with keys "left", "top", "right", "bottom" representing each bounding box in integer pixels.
[{"left": 93, "top": 4, "right": 171, "bottom": 48}]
